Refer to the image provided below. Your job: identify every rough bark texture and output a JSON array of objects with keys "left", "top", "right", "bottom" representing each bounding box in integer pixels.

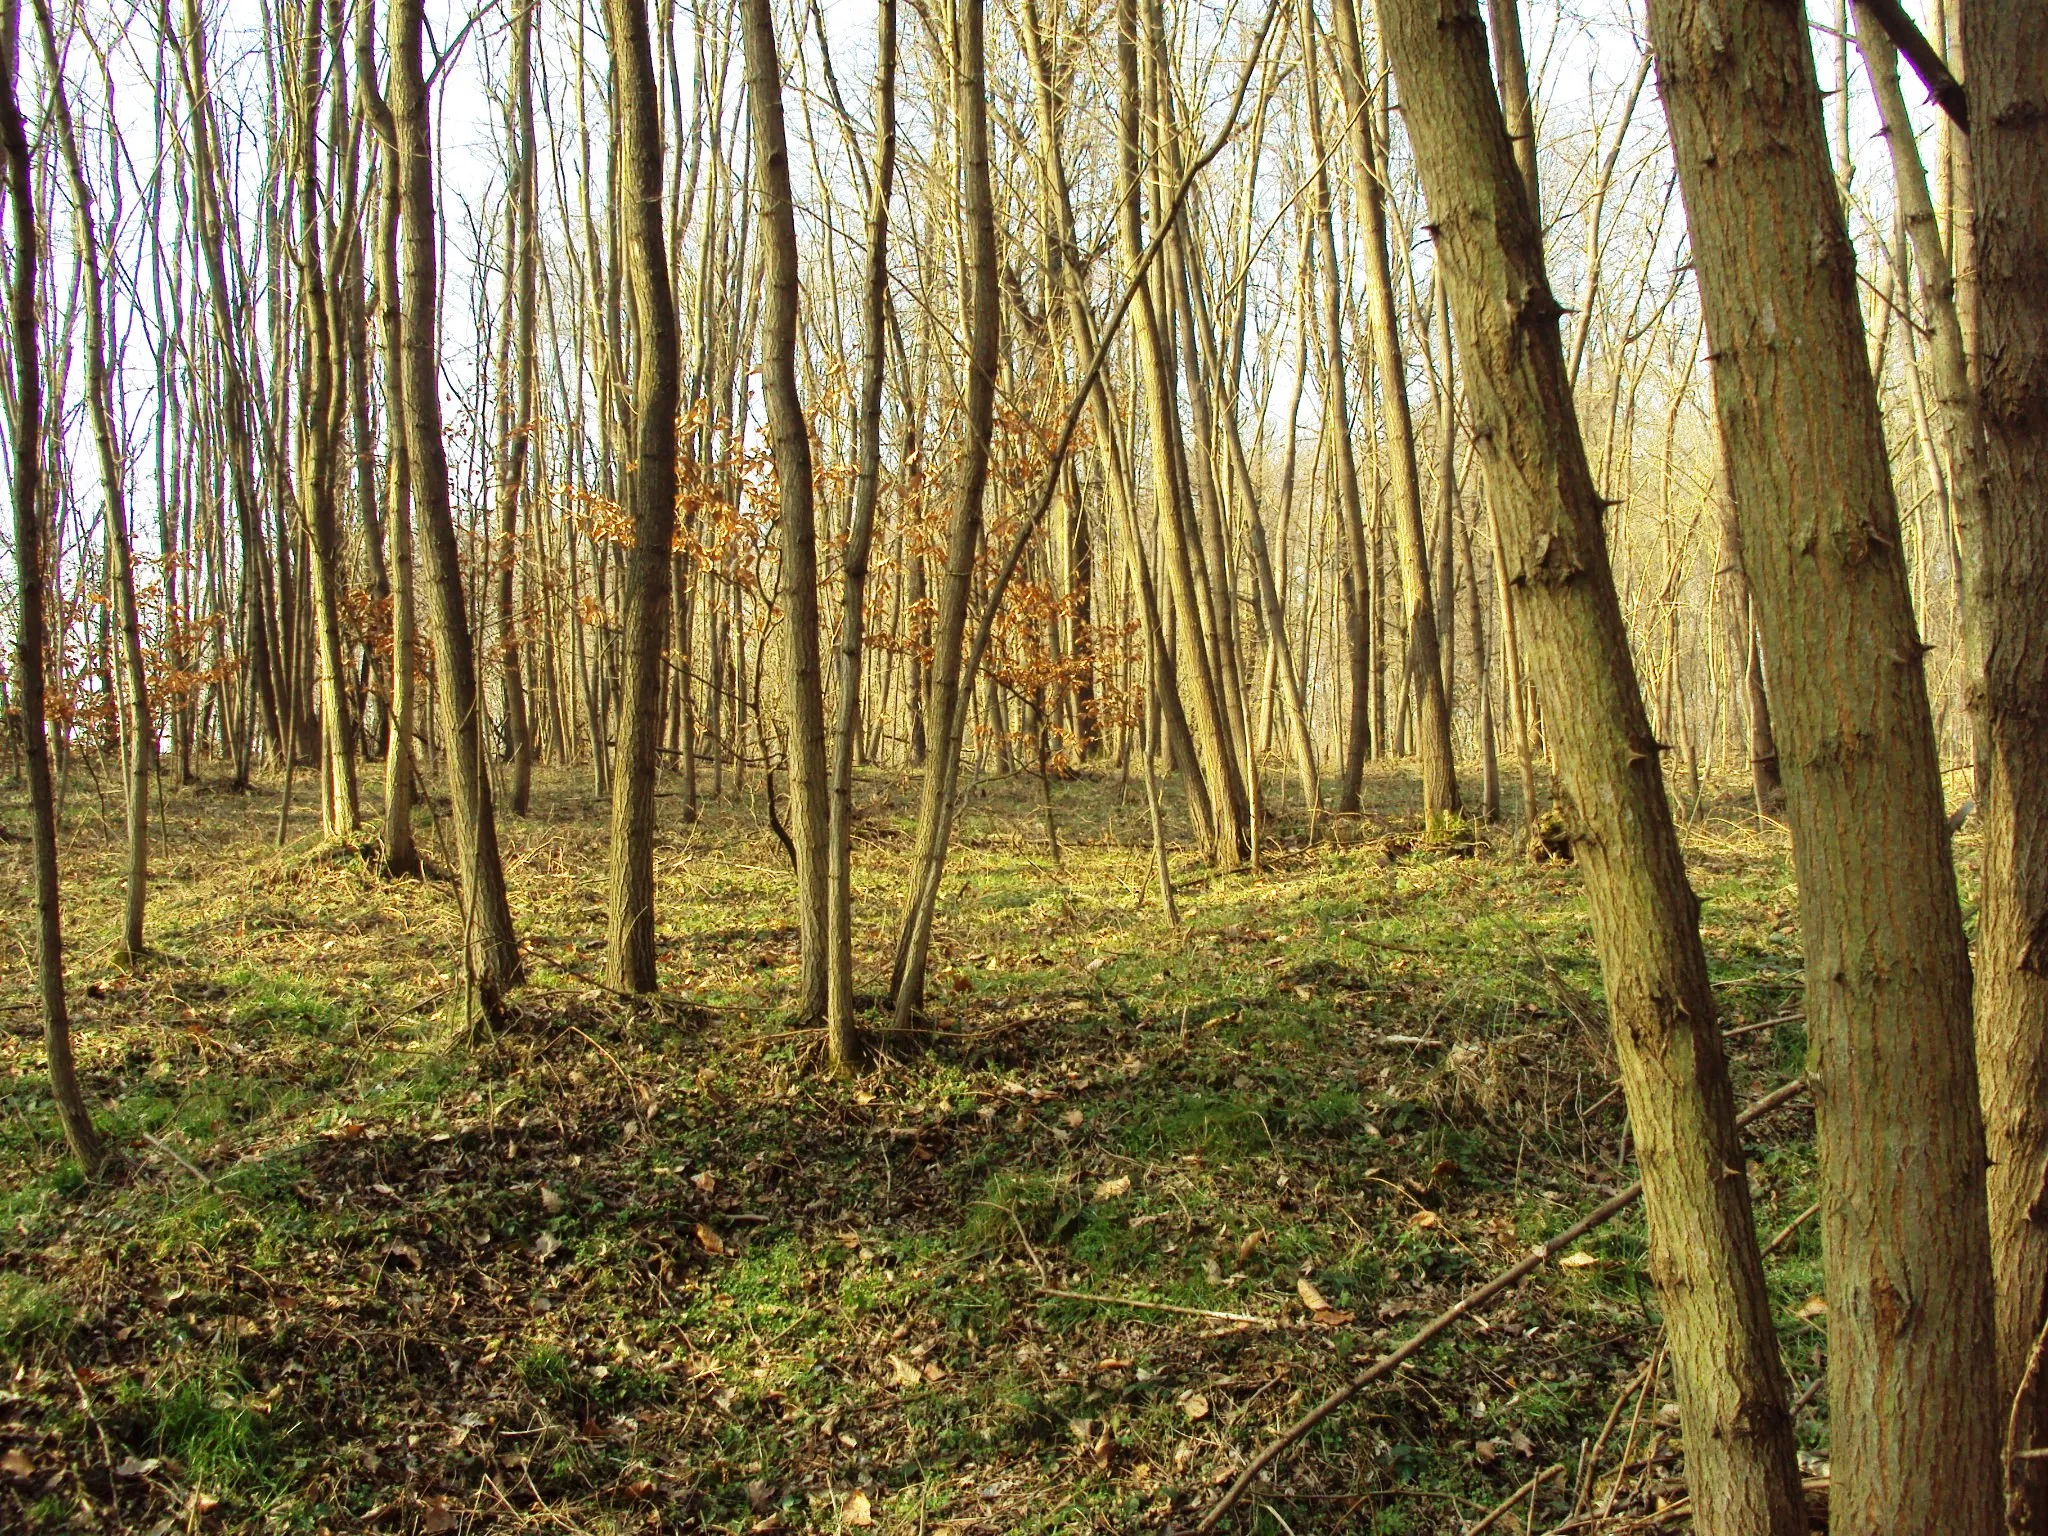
[
  {"left": 603, "top": 0, "right": 682, "bottom": 994},
  {"left": 4, "top": 0, "right": 104, "bottom": 1174},
  {"left": 1373, "top": 7, "right": 1805, "bottom": 1532},
  {"left": 391, "top": 0, "right": 523, "bottom": 999},
  {"left": 1955, "top": 5, "right": 2048, "bottom": 1526},
  {"left": 1644, "top": 1, "right": 2001, "bottom": 1530}
]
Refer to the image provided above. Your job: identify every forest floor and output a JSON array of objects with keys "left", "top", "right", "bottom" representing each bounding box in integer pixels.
[{"left": 0, "top": 758, "right": 1841, "bottom": 1535}]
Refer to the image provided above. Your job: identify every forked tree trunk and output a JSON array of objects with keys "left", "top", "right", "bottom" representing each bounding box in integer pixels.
[
  {"left": 739, "top": 0, "right": 830, "bottom": 1025},
  {"left": 825, "top": 0, "right": 898, "bottom": 1069},
  {"left": 1646, "top": 0, "right": 2001, "bottom": 1527},
  {"left": 602, "top": 0, "right": 682, "bottom": 993},
  {"left": 1953, "top": 6, "right": 2048, "bottom": 1525},
  {"left": 391, "top": 0, "right": 523, "bottom": 1001},
  {"left": 1372, "top": 6, "right": 1805, "bottom": 1532},
  {"left": 4, "top": 0, "right": 104, "bottom": 1174},
  {"left": 357, "top": 0, "right": 419, "bottom": 877}
]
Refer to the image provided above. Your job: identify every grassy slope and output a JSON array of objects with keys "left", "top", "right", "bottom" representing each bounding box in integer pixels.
[{"left": 0, "top": 762, "right": 1831, "bottom": 1533}]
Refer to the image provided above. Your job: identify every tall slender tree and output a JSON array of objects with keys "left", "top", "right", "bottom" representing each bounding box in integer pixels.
[
  {"left": 1646, "top": 0, "right": 2001, "bottom": 1527},
  {"left": 5, "top": 0, "right": 105, "bottom": 1174}
]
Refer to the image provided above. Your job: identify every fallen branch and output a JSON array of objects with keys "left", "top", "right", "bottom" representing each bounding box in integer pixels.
[{"left": 1188, "top": 1076, "right": 1809, "bottom": 1533}]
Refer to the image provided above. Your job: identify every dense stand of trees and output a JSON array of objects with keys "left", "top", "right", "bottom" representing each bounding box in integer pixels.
[{"left": 4, "top": 0, "right": 2045, "bottom": 1524}]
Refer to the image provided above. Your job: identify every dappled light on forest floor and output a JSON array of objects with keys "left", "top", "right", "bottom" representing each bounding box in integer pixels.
[{"left": 1, "top": 768, "right": 1835, "bottom": 1533}]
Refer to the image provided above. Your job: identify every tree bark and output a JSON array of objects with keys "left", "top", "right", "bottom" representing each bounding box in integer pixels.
[
  {"left": 1328, "top": 0, "right": 1459, "bottom": 826},
  {"left": 495, "top": 0, "right": 539, "bottom": 817},
  {"left": 1374, "top": 7, "right": 1805, "bottom": 1531},
  {"left": 1952, "top": 6, "right": 2048, "bottom": 1525},
  {"left": 602, "top": 0, "right": 683, "bottom": 994},
  {"left": 391, "top": 0, "right": 523, "bottom": 999},
  {"left": 4, "top": 0, "right": 105, "bottom": 1174},
  {"left": 1646, "top": 1, "right": 2002, "bottom": 1528},
  {"left": 739, "top": 0, "right": 829, "bottom": 1024},
  {"left": 825, "top": 0, "right": 898, "bottom": 1069},
  {"left": 35, "top": 0, "right": 152, "bottom": 957}
]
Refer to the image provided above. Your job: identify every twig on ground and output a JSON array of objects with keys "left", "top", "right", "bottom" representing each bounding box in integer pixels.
[
  {"left": 1467, "top": 1463, "right": 1563, "bottom": 1536},
  {"left": 1038, "top": 1287, "right": 1278, "bottom": 1328},
  {"left": 1189, "top": 1077, "right": 1808, "bottom": 1533}
]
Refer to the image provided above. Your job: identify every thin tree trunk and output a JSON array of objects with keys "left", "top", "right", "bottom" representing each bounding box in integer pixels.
[
  {"left": 35, "top": 0, "right": 151, "bottom": 957},
  {"left": 4, "top": 0, "right": 104, "bottom": 1174},
  {"left": 825, "top": 0, "right": 897, "bottom": 1069},
  {"left": 602, "top": 0, "right": 683, "bottom": 993},
  {"left": 495, "top": 0, "right": 539, "bottom": 816},
  {"left": 1647, "top": 0, "right": 2001, "bottom": 1527},
  {"left": 1327, "top": 0, "right": 1459, "bottom": 825},
  {"left": 391, "top": 0, "right": 522, "bottom": 999},
  {"left": 890, "top": 0, "right": 1000, "bottom": 1030},
  {"left": 739, "top": 0, "right": 829, "bottom": 1023}
]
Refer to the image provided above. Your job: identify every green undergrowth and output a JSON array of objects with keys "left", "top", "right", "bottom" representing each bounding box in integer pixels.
[{"left": 0, "top": 762, "right": 1830, "bottom": 1533}]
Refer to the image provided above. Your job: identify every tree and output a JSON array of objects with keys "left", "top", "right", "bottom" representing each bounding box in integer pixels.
[
  {"left": 739, "top": 0, "right": 830, "bottom": 1028},
  {"left": 391, "top": 0, "right": 523, "bottom": 1002},
  {"left": 33, "top": 0, "right": 152, "bottom": 958},
  {"left": 1955, "top": 3, "right": 2048, "bottom": 1523},
  {"left": 1371, "top": 2, "right": 1804, "bottom": 1528},
  {"left": 1646, "top": 0, "right": 2001, "bottom": 1527},
  {"left": 601, "top": 0, "right": 682, "bottom": 994},
  {"left": 4, "top": 0, "right": 105, "bottom": 1174}
]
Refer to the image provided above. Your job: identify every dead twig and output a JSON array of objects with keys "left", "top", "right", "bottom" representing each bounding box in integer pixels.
[
  {"left": 1467, "top": 1463, "right": 1563, "bottom": 1536},
  {"left": 1038, "top": 1287, "right": 1278, "bottom": 1329},
  {"left": 1189, "top": 1077, "right": 1807, "bottom": 1533}
]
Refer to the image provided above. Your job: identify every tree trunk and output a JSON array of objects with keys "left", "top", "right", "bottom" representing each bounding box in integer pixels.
[
  {"left": 602, "top": 0, "right": 683, "bottom": 994},
  {"left": 35, "top": 0, "right": 152, "bottom": 958},
  {"left": 1953, "top": 6, "right": 2048, "bottom": 1524},
  {"left": 495, "top": 0, "right": 539, "bottom": 817},
  {"left": 890, "top": 0, "right": 999, "bottom": 1030},
  {"left": 4, "top": 0, "right": 104, "bottom": 1174},
  {"left": 1373, "top": 7, "right": 1806, "bottom": 1531},
  {"left": 1647, "top": 0, "right": 2002, "bottom": 1527},
  {"left": 739, "top": 0, "right": 829, "bottom": 1024},
  {"left": 825, "top": 0, "right": 898, "bottom": 1069},
  {"left": 391, "top": 0, "right": 523, "bottom": 1000},
  {"left": 1327, "top": 0, "right": 1459, "bottom": 827}
]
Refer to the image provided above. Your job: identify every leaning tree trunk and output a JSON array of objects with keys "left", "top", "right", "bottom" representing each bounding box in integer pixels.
[
  {"left": 1953, "top": 5, "right": 2048, "bottom": 1526},
  {"left": 602, "top": 0, "right": 683, "bottom": 994},
  {"left": 739, "top": 0, "right": 830, "bottom": 1026},
  {"left": 1646, "top": 1, "right": 2002, "bottom": 1529},
  {"left": 1373, "top": 6, "right": 1806, "bottom": 1532},
  {"left": 4, "top": 0, "right": 104, "bottom": 1174},
  {"left": 35, "top": 0, "right": 151, "bottom": 958},
  {"left": 390, "top": 0, "right": 523, "bottom": 1000}
]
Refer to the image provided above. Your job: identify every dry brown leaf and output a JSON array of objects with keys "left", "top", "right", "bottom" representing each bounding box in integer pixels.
[
  {"left": 1235, "top": 1229, "right": 1266, "bottom": 1261},
  {"left": 1093, "top": 1175, "right": 1131, "bottom": 1199},
  {"left": 694, "top": 1223, "right": 727, "bottom": 1256},
  {"left": 1180, "top": 1391, "right": 1211, "bottom": 1421},
  {"left": 1, "top": 1449, "right": 33, "bottom": 1478},
  {"left": 843, "top": 1489, "right": 874, "bottom": 1526},
  {"left": 1796, "top": 1294, "right": 1827, "bottom": 1321},
  {"left": 1296, "top": 1277, "right": 1333, "bottom": 1312},
  {"left": 692, "top": 1170, "right": 718, "bottom": 1193},
  {"left": 540, "top": 1186, "right": 565, "bottom": 1215},
  {"left": 887, "top": 1354, "right": 923, "bottom": 1388},
  {"left": 1558, "top": 1250, "right": 1598, "bottom": 1270}
]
